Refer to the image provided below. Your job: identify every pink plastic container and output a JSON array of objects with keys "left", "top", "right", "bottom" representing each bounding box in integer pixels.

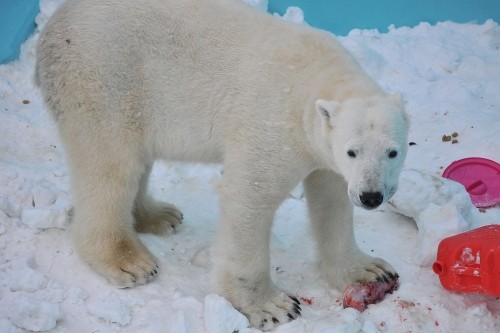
[
  {"left": 433, "top": 225, "right": 500, "bottom": 296},
  {"left": 442, "top": 157, "right": 500, "bottom": 208}
]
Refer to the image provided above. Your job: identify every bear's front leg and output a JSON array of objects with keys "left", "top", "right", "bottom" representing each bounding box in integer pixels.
[
  {"left": 215, "top": 156, "right": 303, "bottom": 331},
  {"left": 303, "top": 169, "right": 398, "bottom": 308}
]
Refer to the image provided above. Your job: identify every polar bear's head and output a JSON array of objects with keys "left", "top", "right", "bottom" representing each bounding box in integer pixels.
[{"left": 315, "top": 94, "right": 409, "bottom": 210}]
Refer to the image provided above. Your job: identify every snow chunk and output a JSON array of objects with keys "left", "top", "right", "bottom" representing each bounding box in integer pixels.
[
  {"left": 0, "top": 166, "right": 17, "bottom": 185},
  {"left": 168, "top": 297, "right": 205, "bottom": 333},
  {"left": 87, "top": 294, "right": 132, "bottom": 326},
  {"left": 388, "top": 169, "right": 474, "bottom": 265},
  {"left": 362, "top": 320, "right": 380, "bottom": 333},
  {"left": 7, "top": 295, "right": 64, "bottom": 332},
  {"left": 21, "top": 207, "right": 69, "bottom": 229},
  {"left": 273, "top": 7, "right": 306, "bottom": 25},
  {"left": 389, "top": 169, "right": 475, "bottom": 221},
  {"left": 238, "top": 328, "right": 262, "bottom": 333},
  {"left": 204, "top": 294, "right": 249, "bottom": 333},
  {"left": 9, "top": 266, "right": 49, "bottom": 292},
  {"left": 0, "top": 198, "right": 21, "bottom": 218},
  {"left": 460, "top": 247, "right": 475, "bottom": 265},
  {"left": 469, "top": 303, "right": 489, "bottom": 317},
  {"left": 0, "top": 318, "right": 22, "bottom": 333},
  {"left": 482, "top": 20, "right": 500, "bottom": 50},
  {"left": 31, "top": 186, "right": 57, "bottom": 208},
  {"left": 1, "top": 256, "right": 49, "bottom": 293},
  {"left": 281, "top": 7, "right": 304, "bottom": 25},
  {"left": 0, "top": 210, "right": 7, "bottom": 234},
  {"left": 274, "top": 309, "right": 362, "bottom": 332},
  {"left": 414, "top": 203, "right": 469, "bottom": 265},
  {"left": 64, "top": 286, "right": 89, "bottom": 305}
]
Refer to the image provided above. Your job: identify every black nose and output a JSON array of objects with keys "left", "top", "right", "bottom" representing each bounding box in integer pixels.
[{"left": 360, "top": 192, "right": 383, "bottom": 209}]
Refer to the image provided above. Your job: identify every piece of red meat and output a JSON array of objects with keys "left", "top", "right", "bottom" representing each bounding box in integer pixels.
[{"left": 343, "top": 274, "right": 399, "bottom": 311}]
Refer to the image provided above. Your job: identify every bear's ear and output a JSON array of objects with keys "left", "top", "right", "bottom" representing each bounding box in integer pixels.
[{"left": 315, "top": 99, "right": 339, "bottom": 122}]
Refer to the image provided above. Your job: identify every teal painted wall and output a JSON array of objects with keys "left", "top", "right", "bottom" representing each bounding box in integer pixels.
[
  {"left": 268, "top": 0, "right": 500, "bottom": 35},
  {"left": 1, "top": 1, "right": 499, "bottom": 63},
  {"left": 0, "top": 0, "right": 39, "bottom": 63}
]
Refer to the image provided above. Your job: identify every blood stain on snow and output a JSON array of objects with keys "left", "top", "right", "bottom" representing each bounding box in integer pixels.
[{"left": 300, "top": 297, "right": 314, "bottom": 305}]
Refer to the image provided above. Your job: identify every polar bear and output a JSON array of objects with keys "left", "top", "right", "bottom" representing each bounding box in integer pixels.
[{"left": 36, "top": 0, "right": 409, "bottom": 330}]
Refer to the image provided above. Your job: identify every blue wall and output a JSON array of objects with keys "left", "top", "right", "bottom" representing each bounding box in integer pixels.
[
  {"left": 1, "top": 0, "right": 499, "bottom": 63},
  {"left": 0, "top": 0, "right": 39, "bottom": 64},
  {"left": 269, "top": 0, "right": 500, "bottom": 35}
]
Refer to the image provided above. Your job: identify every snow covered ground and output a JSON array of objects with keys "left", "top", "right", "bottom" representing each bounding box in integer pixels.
[{"left": 0, "top": 0, "right": 499, "bottom": 332}]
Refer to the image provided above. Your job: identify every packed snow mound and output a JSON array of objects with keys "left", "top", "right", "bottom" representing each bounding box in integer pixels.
[
  {"left": 389, "top": 169, "right": 475, "bottom": 221},
  {"left": 274, "top": 7, "right": 306, "bottom": 25},
  {"left": 388, "top": 169, "right": 475, "bottom": 265},
  {"left": 87, "top": 293, "right": 133, "bottom": 326},
  {"left": 204, "top": 294, "right": 250, "bottom": 333},
  {"left": 5, "top": 295, "right": 64, "bottom": 332}
]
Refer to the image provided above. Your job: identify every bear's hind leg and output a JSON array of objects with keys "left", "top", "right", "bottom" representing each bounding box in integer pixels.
[
  {"left": 70, "top": 150, "right": 159, "bottom": 288},
  {"left": 133, "top": 164, "right": 183, "bottom": 235}
]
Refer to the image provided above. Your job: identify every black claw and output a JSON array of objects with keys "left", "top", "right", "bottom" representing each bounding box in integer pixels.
[
  {"left": 287, "top": 313, "right": 294, "bottom": 320},
  {"left": 290, "top": 296, "right": 300, "bottom": 305},
  {"left": 376, "top": 276, "right": 383, "bottom": 283},
  {"left": 294, "top": 303, "right": 302, "bottom": 313},
  {"left": 388, "top": 272, "right": 397, "bottom": 281},
  {"left": 382, "top": 274, "right": 389, "bottom": 284},
  {"left": 272, "top": 317, "right": 279, "bottom": 324}
]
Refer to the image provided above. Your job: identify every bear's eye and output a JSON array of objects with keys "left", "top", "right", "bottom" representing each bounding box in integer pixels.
[
  {"left": 347, "top": 150, "right": 356, "bottom": 158},
  {"left": 388, "top": 150, "right": 398, "bottom": 158}
]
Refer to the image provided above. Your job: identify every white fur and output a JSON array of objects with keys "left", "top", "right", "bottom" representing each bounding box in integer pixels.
[{"left": 35, "top": 0, "right": 409, "bottom": 330}]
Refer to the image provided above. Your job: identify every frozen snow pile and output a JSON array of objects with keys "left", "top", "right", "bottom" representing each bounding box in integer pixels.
[
  {"left": 5, "top": 294, "right": 64, "bottom": 332},
  {"left": 388, "top": 169, "right": 475, "bottom": 265},
  {"left": 242, "top": 0, "right": 306, "bottom": 25},
  {"left": 0, "top": 0, "right": 499, "bottom": 332},
  {"left": 204, "top": 294, "right": 250, "bottom": 333},
  {"left": 0, "top": 257, "right": 64, "bottom": 332},
  {"left": 273, "top": 7, "right": 306, "bottom": 25},
  {"left": 389, "top": 170, "right": 476, "bottom": 223}
]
